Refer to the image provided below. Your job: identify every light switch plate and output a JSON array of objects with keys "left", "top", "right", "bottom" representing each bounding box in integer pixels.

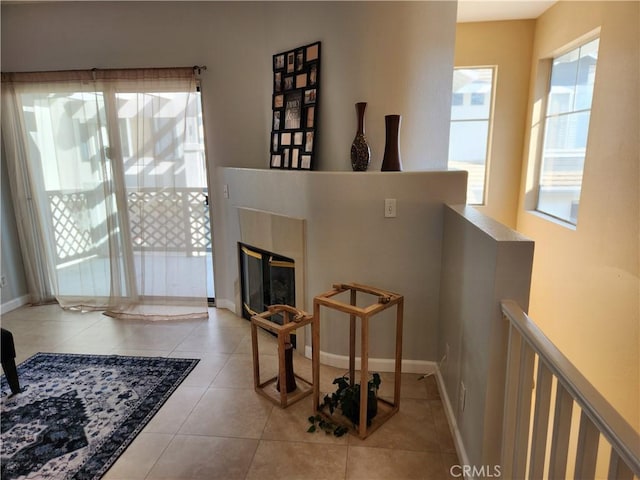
[{"left": 384, "top": 198, "right": 397, "bottom": 218}]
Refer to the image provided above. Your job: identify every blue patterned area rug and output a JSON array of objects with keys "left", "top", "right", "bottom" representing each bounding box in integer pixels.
[{"left": 1, "top": 353, "right": 199, "bottom": 480}]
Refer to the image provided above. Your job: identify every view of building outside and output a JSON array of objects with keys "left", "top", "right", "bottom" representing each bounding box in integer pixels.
[
  {"left": 537, "top": 37, "right": 599, "bottom": 225},
  {"left": 448, "top": 67, "right": 495, "bottom": 205}
]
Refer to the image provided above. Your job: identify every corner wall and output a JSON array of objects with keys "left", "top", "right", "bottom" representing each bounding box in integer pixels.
[
  {"left": 220, "top": 168, "right": 467, "bottom": 365},
  {"left": 438, "top": 205, "right": 534, "bottom": 467},
  {"left": 1, "top": 1, "right": 458, "bottom": 314},
  {"left": 454, "top": 20, "right": 535, "bottom": 228},
  {"left": 516, "top": 1, "right": 640, "bottom": 430},
  {"left": 0, "top": 141, "right": 28, "bottom": 311}
]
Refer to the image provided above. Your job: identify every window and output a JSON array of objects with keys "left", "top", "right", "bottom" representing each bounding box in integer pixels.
[
  {"left": 2, "top": 69, "right": 214, "bottom": 317},
  {"left": 536, "top": 37, "right": 599, "bottom": 224},
  {"left": 448, "top": 67, "right": 495, "bottom": 205}
]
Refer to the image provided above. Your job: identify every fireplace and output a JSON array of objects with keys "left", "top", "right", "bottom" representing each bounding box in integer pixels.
[
  {"left": 239, "top": 242, "right": 296, "bottom": 330},
  {"left": 236, "top": 208, "right": 306, "bottom": 350}
]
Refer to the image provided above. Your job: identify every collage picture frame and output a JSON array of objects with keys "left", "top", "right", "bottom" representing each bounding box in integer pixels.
[{"left": 271, "top": 41, "right": 320, "bottom": 170}]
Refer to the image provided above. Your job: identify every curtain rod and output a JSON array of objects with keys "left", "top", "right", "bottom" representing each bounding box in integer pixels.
[
  {"left": 85, "top": 66, "right": 207, "bottom": 74},
  {"left": 90, "top": 66, "right": 208, "bottom": 73},
  {"left": 88, "top": 65, "right": 208, "bottom": 79},
  {"left": 2, "top": 66, "right": 208, "bottom": 84},
  {"left": 3, "top": 66, "right": 207, "bottom": 76}
]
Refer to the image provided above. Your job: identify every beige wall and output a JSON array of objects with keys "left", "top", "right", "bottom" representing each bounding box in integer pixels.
[
  {"left": 0, "top": 1, "right": 456, "bottom": 173},
  {"left": 454, "top": 20, "right": 535, "bottom": 228},
  {"left": 1, "top": 1, "right": 459, "bottom": 322},
  {"left": 438, "top": 205, "right": 534, "bottom": 466},
  {"left": 0, "top": 143, "right": 28, "bottom": 308},
  {"left": 517, "top": 1, "right": 639, "bottom": 430},
  {"left": 220, "top": 168, "right": 467, "bottom": 365}
]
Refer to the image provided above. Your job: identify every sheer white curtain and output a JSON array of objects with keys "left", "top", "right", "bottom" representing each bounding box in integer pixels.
[{"left": 1, "top": 68, "right": 209, "bottom": 320}]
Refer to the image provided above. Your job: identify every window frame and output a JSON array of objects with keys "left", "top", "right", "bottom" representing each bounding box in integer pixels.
[
  {"left": 533, "top": 34, "right": 600, "bottom": 226},
  {"left": 448, "top": 65, "right": 497, "bottom": 206}
]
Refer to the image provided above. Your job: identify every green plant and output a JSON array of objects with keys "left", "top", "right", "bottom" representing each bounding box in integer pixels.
[
  {"left": 307, "top": 372, "right": 381, "bottom": 436},
  {"left": 306, "top": 414, "right": 348, "bottom": 437}
]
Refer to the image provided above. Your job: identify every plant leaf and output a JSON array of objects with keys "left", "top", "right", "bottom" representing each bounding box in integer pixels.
[
  {"left": 334, "top": 426, "right": 348, "bottom": 437},
  {"left": 307, "top": 425, "right": 316, "bottom": 433}
]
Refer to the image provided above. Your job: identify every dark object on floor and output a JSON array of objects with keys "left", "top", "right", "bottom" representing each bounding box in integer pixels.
[{"left": 1, "top": 328, "right": 21, "bottom": 394}]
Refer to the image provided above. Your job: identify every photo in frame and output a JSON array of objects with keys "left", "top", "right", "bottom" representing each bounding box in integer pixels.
[{"left": 270, "top": 41, "right": 320, "bottom": 170}]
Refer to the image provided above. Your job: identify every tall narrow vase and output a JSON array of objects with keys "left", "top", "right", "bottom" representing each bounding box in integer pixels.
[
  {"left": 276, "top": 343, "right": 297, "bottom": 393},
  {"left": 350, "top": 102, "right": 371, "bottom": 171},
  {"left": 381, "top": 114, "right": 402, "bottom": 171}
]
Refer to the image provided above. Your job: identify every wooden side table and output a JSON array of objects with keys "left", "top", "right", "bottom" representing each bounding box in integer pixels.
[
  {"left": 251, "top": 304, "right": 316, "bottom": 408},
  {"left": 313, "top": 283, "right": 403, "bottom": 439}
]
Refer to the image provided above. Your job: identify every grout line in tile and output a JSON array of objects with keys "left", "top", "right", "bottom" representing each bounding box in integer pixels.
[{"left": 141, "top": 433, "right": 177, "bottom": 480}]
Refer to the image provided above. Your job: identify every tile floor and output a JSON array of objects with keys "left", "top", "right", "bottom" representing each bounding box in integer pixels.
[{"left": 1, "top": 304, "right": 459, "bottom": 479}]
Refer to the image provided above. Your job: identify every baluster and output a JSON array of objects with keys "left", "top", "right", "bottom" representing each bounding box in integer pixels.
[
  {"left": 607, "top": 449, "right": 634, "bottom": 480},
  {"left": 501, "top": 322, "right": 522, "bottom": 479},
  {"left": 513, "top": 342, "right": 536, "bottom": 478},
  {"left": 501, "top": 301, "right": 640, "bottom": 480},
  {"left": 529, "top": 362, "right": 553, "bottom": 479},
  {"left": 574, "top": 410, "right": 600, "bottom": 479},
  {"left": 549, "top": 384, "right": 574, "bottom": 480}
]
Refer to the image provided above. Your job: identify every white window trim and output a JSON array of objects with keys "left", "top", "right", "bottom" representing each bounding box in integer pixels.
[
  {"left": 527, "top": 30, "right": 601, "bottom": 228},
  {"left": 448, "top": 65, "right": 497, "bottom": 206}
]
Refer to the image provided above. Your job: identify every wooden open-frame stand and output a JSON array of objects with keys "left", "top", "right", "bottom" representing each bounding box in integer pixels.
[
  {"left": 251, "top": 304, "right": 316, "bottom": 408},
  {"left": 312, "top": 283, "right": 404, "bottom": 439}
]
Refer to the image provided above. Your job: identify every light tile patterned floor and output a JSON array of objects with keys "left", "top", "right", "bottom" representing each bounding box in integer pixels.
[{"left": 1, "top": 304, "right": 459, "bottom": 479}]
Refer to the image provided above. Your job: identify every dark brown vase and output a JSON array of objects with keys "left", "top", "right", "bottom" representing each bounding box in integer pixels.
[
  {"left": 276, "top": 342, "right": 297, "bottom": 393},
  {"left": 350, "top": 102, "right": 371, "bottom": 171},
  {"left": 381, "top": 114, "right": 402, "bottom": 171}
]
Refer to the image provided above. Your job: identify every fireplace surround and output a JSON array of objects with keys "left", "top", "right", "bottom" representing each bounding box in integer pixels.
[{"left": 234, "top": 206, "right": 307, "bottom": 350}]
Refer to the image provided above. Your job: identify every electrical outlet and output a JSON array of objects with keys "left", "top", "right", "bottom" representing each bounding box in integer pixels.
[
  {"left": 223, "top": 184, "right": 230, "bottom": 199},
  {"left": 0, "top": 275, "right": 6, "bottom": 288},
  {"left": 384, "top": 198, "right": 397, "bottom": 218}
]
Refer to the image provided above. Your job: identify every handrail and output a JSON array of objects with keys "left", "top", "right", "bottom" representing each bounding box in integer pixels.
[{"left": 501, "top": 300, "right": 640, "bottom": 476}]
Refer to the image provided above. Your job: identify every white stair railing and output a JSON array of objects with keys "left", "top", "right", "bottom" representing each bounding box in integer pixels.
[{"left": 501, "top": 300, "right": 639, "bottom": 480}]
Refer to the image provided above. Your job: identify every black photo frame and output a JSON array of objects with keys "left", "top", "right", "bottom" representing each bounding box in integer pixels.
[{"left": 271, "top": 41, "right": 320, "bottom": 170}]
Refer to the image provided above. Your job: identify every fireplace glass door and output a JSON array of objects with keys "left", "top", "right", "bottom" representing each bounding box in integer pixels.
[{"left": 239, "top": 243, "right": 295, "bottom": 332}]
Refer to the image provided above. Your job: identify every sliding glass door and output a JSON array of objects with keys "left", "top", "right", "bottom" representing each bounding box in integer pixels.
[
  {"left": 2, "top": 69, "right": 212, "bottom": 318},
  {"left": 114, "top": 88, "right": 212, "bottom": 302}
]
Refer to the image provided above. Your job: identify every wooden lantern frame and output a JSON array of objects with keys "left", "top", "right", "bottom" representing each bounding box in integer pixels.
[
  {"left": 251, "top": 304, "right": 316, "bottom": 408},
  {"left": 312, "top": 283, "right": 404, "bottom": 438}
]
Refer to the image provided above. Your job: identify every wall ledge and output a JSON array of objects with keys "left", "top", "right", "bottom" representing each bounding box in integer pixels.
[{"left": 447, "top": 204, "right": 533, "bottom": 243}]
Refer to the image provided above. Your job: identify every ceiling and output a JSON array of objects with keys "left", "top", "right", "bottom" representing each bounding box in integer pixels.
[
  {"left": 457, "top": 0, "right": 557, "bottom": 23},
  {"left": 3, "top": 0, "right": 558, "bottom": 23}
]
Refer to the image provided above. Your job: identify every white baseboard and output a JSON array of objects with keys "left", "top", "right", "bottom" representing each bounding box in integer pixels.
[
  {"left": 435, "top": 367, "right": 470, "bottom": 470},
  {"left": 303, "top": 346, "right": 437, "bottom": 374},
  {"left": 0, "top": 295, "right": 30, "bottom": 315}
]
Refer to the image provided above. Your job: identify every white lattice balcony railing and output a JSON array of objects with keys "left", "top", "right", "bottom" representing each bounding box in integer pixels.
[
  {"left": 500, "top": 301, "right": 639, "bottom": 480},
  {"left": 48, "top": 188, "right": 211, "bottom": 264},
  {"left": 48, "top": 191, "right": 97, "bottom": 262},
  {"left": 127, "top": 188, "right": 211, "bottom": 255}
]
